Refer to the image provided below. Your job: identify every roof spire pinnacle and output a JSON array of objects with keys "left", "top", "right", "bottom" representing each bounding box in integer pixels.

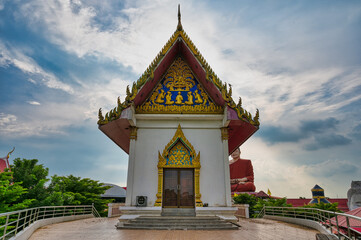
[{"left": 177, "top": 4, "right": 183, "bottom": 31}]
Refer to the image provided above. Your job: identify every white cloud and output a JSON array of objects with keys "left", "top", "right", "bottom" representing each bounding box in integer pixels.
[
  {"left": 27, "top": 78, "right": 37, "bottom": 84},
  {"left": 0, "top": 42, "right": 74, "bottom": 93},
  {"left": 26, "top": 101, "right": 41, "bottom": 105},
  {"left": 17, "top": 0, "right": 179, "bottom": 73},
  {"left": 0, "top": 0, "right": 5, "bottom": 11},
  {"left": 0, "top": 113, "right": 17, "bottom": 126},
  {"left": 13, "top": 0, "right": 361, "bottom": 126},
  {"left": 240, "top": 137, "right": 322, "bottom": 198}
]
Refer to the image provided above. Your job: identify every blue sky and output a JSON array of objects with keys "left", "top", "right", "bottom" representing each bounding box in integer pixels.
[{"left": 1, "top": 0, "right": 360, "bottom": 198}]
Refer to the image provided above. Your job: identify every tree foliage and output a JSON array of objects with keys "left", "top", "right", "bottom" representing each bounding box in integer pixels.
[
  {"left": 0, "top": 171, "right": 34, "bottom": 213},
  {"left": 5, "top": 158, "right": 112, "bottom": 216},
  {"left": 233, "top": 193, "right": 258, "bottom": 216},
  {"left": 233, "top": 194, "right": 292, "bottom": 218},
  {"left": 47, "top": 175, "right": 112, "bottom": 216},
  {"left": 233, "top": 193, "right": 343, "bottom": 218},
  {"left": 11, "top": 158, "right": 49, "bottom": 207},
  {"left": 303, "top": 202, "right": 341, "bottom": 212}
]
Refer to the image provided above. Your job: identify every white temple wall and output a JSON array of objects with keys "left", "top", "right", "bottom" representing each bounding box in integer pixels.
[{"left": 130, "top": 117, "right": 228, "bottom": 207}]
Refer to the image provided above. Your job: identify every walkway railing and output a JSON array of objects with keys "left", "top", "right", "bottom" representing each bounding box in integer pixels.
[
  {"left": 260, "top": 206, "right": 361, "bottom": 240},
  {"left": 0, "top": 205, "right": 99, "bottom": 240}
]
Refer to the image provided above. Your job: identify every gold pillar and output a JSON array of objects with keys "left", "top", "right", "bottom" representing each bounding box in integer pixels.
[
  {"left": 155, "top": 168, "right": 163, "bottom": 206},
  {"left": 195, "top": 168, "right": 202, "bottom": 206}
]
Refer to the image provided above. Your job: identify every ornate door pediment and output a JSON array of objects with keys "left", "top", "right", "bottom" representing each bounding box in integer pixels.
[{"left": 155, "top": 124, "right": 202, "bottom": 207}]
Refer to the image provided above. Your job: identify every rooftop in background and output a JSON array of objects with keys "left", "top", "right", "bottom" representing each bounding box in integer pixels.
[
  {"left": 0, "top": 158, "right": 7, "bottom": 172},
  {"left": 101, "top": 183, "right": 126, "bottom": 198},
  {"left": 287, "top": 198, "right": 349, "bottom": 212}
]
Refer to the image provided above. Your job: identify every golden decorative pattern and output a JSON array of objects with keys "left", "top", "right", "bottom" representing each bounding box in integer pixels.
[
  {"left": 129, "top": 127, "right": 137, "bottom": 140},
  {"left": 98, "top": 11, "right": 260, "bottom": 127},
  {"left": 221, "top": 127, "right": 229, "bottom": 141},
  {"left": 136, "top": 58, "right": 223, "bottom": 114},
  {"left": 155, "top": 125, "right": 202, "bottom": 207},
  {"left": 167, "top": 142, "right": 191, "bottom": 166},
  {"left": 164, "top": 58, "right": 195, "bottom": 92}
]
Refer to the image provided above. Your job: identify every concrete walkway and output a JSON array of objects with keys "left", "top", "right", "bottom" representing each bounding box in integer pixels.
[{"left": 29, "top": 217, "right": 319, "bottom": 240}]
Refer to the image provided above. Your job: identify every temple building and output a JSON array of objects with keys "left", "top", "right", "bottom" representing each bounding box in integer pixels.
[{"left": 98, "top": 6, "right": 259, "bottom": 217}]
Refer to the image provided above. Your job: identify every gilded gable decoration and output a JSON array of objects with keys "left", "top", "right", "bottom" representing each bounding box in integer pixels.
[
  {"left": 155, "top": 125, "right": 202, "bottom": 207},
  {"left": 136, "top": 58, "right": 223, "bottom": 114}
]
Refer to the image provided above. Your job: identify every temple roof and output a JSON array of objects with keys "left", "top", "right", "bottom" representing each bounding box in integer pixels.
[
  {"left": 98, "top": 6, "right": 259, "bottom": 127},
  {"left": 98, "top": 6, "right": 260, "bottom": 154}
]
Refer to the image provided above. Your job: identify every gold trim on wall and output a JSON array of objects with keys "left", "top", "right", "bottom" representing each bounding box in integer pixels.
[
  {"left": 221, "top": 127, "right": 229, "bottom": 140},
  {"left": 130, "top": 126, "right": 137, "bottom": 140},
  {"left": 155, "top": 124, "right": 203, "bottom": 207}
]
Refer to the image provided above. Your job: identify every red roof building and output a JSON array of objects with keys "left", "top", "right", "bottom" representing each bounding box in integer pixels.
[
  {"left": 0, "top": 158, "right": 8, "bottom": 172},
  {"left": 0, "top": 156, "right": 10, "bottom": 173},
  {"left": 286, "top": 198, "right": 349, "bottom": 212},
  {"left": 329, "top": 207, "right": 361, "bottom": 236}
]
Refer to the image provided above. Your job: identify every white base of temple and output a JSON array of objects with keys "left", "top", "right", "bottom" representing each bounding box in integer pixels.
[
  {"left": 126, "top": 115, "right": 232, "bottom": 208},
  {"left": 118, "top": 206, "right": 238, "bottom": 223}
]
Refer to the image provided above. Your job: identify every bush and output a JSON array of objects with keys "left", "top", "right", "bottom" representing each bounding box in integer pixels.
[{"left": 233, "top": 194, "right": 258, "bottom": 217}]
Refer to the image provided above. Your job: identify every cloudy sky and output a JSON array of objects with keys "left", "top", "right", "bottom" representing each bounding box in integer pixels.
[{"left": 1, "top": 0, "right": 360, "bottom": 198}]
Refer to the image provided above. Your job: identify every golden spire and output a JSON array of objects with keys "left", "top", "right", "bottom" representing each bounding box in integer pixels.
[{"left": 177, "top": 4, "right": 183, "bottom": 31}]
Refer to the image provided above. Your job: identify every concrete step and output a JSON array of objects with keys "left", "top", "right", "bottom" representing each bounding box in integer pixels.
[
  {"left": 119, "top": 225, "right": 239, "bottom": 230},
  {"left": 127, "top": 221, "right": 229, "bottom": 225},
  {"left": 135, "top": 216, "right": 220, "bottom": 220},
  {"left": 117, "top": 216, "right": 239, "bottom": 230},
  {"left": 131, "top": 218, "right": 222, "bottom": 223},
  {"left": 161, "top": 208, "right": 196, "bottom": 216}
]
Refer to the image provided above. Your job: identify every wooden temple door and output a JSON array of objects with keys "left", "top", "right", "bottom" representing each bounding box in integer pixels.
[{"left": 163, "top": 168, "right": 194, "bottom": 208}]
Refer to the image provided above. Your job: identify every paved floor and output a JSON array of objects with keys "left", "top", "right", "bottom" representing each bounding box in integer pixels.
[{"left": 29, "top": 217, "right": 319, "bottom": 240}]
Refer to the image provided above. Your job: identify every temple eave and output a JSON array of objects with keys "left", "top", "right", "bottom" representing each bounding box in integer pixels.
[
  {"left": 228, "top": 122, "right": 258, "bottom": 154},
  {"left": 99, "top": 118, "right": 131, "bottom": 154},
  {"left": 227, "top": 106, "right": 259, "bottom": 154}
]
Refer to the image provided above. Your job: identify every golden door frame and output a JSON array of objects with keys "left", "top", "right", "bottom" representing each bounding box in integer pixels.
[{"left": 155, "top": 124, "right": 203, "bottom": 207}]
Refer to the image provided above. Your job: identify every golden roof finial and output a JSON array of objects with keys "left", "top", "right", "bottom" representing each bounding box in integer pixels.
[{"left": 177, "top": 4, "right": 183, "bottom": 31}]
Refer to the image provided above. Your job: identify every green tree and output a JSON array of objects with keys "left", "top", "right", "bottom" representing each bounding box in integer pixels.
[
  {"left": 47, "top": 175, "right": 111, "bottom": 216},
  {"left": 233, "top": 193, "right": 258, "bottom": 217},
  {"left": 252, "top": 198, "right": 292, "bottom": 218},
  {"left": 0, "top": 171, "right": 34, "bottom": 213},
  {"left": 11, "top": 158, "right": 49, "bottom": 207},
  {"left": 303, "top": 202, "right": 341, "bottom": 212}
]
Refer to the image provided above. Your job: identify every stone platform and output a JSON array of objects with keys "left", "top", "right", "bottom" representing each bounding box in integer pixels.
[
  {"left": 28, "top": 217, "right": 320, "bottom": 240},
  {"left": 118, "top": 206, "right": 238, "bottom": 222},
  {"left": 116, "top": 216, "right": 239, "bottom": 230},
  {"left": 117, "top": 206, "right": 238, "bottom": 230}
]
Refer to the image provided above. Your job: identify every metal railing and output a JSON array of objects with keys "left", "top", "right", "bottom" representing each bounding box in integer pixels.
[
  {"left": 260, "top": 206, "right": 361, "bottom": 240},
  {"left": 0, "top": 205, "right": 99, "bottom": 240}
]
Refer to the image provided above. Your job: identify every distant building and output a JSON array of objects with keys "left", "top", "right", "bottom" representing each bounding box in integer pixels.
[
  {"left": 309, "top": 184, "right": 331, "bottom": 204},
  {"left": 101, "top": 183, "right": 126, "bottom": 203},
  {"left": 286, "top": 184, "right": 348, "bottom": 212},
  {"left": 0, "top": 149, "right": 14, "bottom": 172},
  {"left": 0, "top": 157, "right": 8, "bottom": 172},
  {"left": 287, "top": 198, "right": 349, "bottom": 212}
]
